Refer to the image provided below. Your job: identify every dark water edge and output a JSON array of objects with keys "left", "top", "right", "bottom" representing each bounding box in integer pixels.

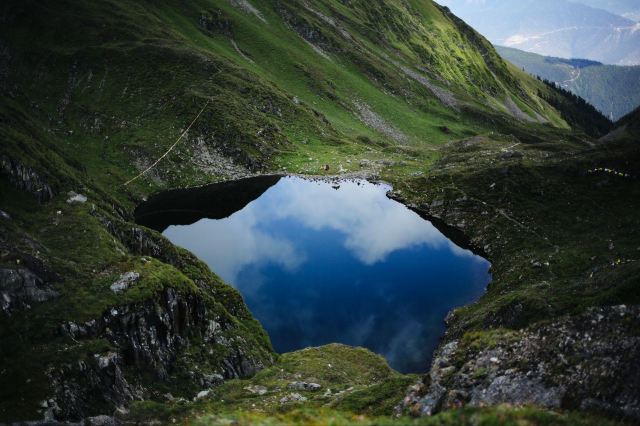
[{"left": 135, "top": 175, "right": 282, "bottom": 232}]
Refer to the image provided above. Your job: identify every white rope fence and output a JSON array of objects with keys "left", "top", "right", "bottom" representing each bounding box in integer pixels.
[{"left": 124, "top": 99, "right": 211, "bottom": 186}]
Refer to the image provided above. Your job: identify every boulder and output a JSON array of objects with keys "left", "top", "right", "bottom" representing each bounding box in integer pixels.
[
  {"left": 0, "top": 268, "right": 59, "bottom": 315},
  {"left": 288, "top": 381, "right": 321, "bottom": 391},
  {"left": 244, "top": 385, "right": 268, "bottom": 395},
  {"left": 67, "top": 191, "right": 88, "bottom": 204},
  {"left": 109, "top": 272, "right": 140, "bottom": 293}
]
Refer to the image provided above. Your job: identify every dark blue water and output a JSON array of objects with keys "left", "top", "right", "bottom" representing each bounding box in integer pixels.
[{"left": 163, "top": 177, "right": 490, "bottom": 373}]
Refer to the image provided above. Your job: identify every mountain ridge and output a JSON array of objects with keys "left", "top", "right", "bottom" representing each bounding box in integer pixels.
[
  {"left": 437, "top": 0, "right": 640, "bottom": 65},
  {"left": 496, "top": 45, "right": 640, "bottom": 121},
  {"left": 570, "top": 0, "right": 640, "bottom": 21}
]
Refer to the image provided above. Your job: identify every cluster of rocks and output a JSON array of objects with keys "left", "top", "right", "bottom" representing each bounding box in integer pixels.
[
  {"left": 396, "top": 63, "right": 459, "bottom": 111},
  {"left": 0, "top": 267, "right": 59, "bottom": 315},
  {"left": 190, "top": 136, "right": 252, "bottom": 182},
  {"left": 279, "top": 393, "right": 307, "bottom": 403},
  {"left": 109, "top": 271, "right": 139, "bottom": 294},
  {"left": 352, "top": 100, "right": 409, "bottom": 145},
  {"left": 244, "top": 385, "right": 268, "bottom": 395},
  {"left": 0, "top": 154, "right": 55, "bottom": 202},
  {"left": 401, "top": 305, "right": 640, "bottom": 420},
  {"left": 52, "top": 286, "right": 271, "bottom": 420}
]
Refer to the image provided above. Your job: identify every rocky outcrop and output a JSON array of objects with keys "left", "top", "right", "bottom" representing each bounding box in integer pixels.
[
  {"left": 47, "top": 351, "right": 142, "bottom": 421},
  {"left": 0, "top": 155, "right": 55, "bottom": 202},
  {"left": 402, "top": 305, "right": 640, "bottom": 420},
  {"left": 53, "top": 286, "right": 271, "bottom": 420},
  {"left": 0, "top": 268, "right": 59, "bottom": 315},
  {"left": 277, "top": 4, "right": 338, "bottom": 54},
  {"left": 109, "top": 272, "right": 139, "bottom": 293},
  {"left": 92, "top": 211, "right": 183, "bottom": 266}
]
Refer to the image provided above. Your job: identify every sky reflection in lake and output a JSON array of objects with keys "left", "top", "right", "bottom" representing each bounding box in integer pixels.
[{"left": 163, "top": 177, "right": 490, "bottom": 373}]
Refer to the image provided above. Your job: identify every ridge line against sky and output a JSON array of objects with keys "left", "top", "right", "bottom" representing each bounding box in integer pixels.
[{"left": 435, "top": 0, "right": 640, "bottom": 66}]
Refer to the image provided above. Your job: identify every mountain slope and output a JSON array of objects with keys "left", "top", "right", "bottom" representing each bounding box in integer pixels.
[
  {"left": 571, "top": 0, "right": 640, "bottom": 21},
  {"left": 496, "top": 45, "right": 640, "bottom": 120},
  {"left": 0, "top": 0, "right": 635, "bottom": 424},
  {"left": 0, "top": 0, "right": 583, "bottom": 420},
  {"left": 437, "top": 0, "right": 640, "bottom": 65},
  {"left": 603, "top": 105, "right": 640, "bottom": 141}
]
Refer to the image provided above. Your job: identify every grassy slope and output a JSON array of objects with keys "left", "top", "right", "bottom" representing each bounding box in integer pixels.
[
  {"left": 0, "top": 0, "right": 633, "bottom": 423},
  {"left": 496, "top": 45, "right": 640, "bottom": 121},
  {"left": 602, "top": 105, "right": 640, "bottom": 142},
  {"left": 124, "top": 344, "right": 618, "bottom": 426},
  {"left": 616, "top": 105, "right": 640, "bottom": 134}
]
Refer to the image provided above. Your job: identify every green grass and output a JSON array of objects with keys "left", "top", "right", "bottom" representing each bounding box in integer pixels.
[
  {"left": 0, "top": 0, "right": 634, "bottom": 423},
  {"left": 188, "top": 406, "right": 621, "bottom": 426}
]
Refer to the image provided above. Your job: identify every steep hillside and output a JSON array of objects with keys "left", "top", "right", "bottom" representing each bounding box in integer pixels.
[
  {"left": 437, "top": 0, "right": 640, "bottom": 65},
  {"left": 0, "top": 0, "right": 637, "bottom": 424},
  {"left": 497, "top": 46, "right": 640, "bottom": 121},
  {"left": 602, "top": 106, "right": 640, "bottom": 142},
  {"left": 617, "top": 106, "right": 640, "bottom": 132}
]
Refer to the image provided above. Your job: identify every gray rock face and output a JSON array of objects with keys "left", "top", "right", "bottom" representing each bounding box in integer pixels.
[
  {"left": 52, "top": 286, "right": 271, "bottom": 420},
  {"left": 469, "top": 374, "right": 564, "bottom": 408},
  {"left": 0, "top": 154, "right": 55, "bottom": 202},
  {"left": 93, "top": 212, "right": 179, "bottom": 265},
  {"left": 0, "top": 268, "right": 59, "bottom": 315},
  {"left": 109, "top": 271, "right": 139, "bottom": 293},
  {"left": 48, "top": 350, "right": 142, "bottom": 421},
  {"left": 201, "top": 373, "right": 224, "bottom": 388},
  {"left": 402, "top": 306, "right": 640, "bottom": 420}
]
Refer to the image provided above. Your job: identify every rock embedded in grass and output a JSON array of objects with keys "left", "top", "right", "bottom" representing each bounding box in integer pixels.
[
  {"left": 66, "top": 191, "right": 88, "bottom": 204},
  {"left": 279, "top": 393, "right": 307, "bottom": 403},
  {"left": 109, "top": 271, "right": 140, "bottom": 293},
  {"left": 288, "top": 381, "right": 321, "bottom": 391}
]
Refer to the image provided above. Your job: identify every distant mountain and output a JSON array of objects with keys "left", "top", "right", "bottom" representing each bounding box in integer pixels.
[
  {"left": 436, "top": 0, "right": 640, "bottom": 65},
  {"left": 571, "top": 0, "right": 640, "bottom": 21},
  {"left": 496, "top": 46, "right": 640, "bottom": 121}
]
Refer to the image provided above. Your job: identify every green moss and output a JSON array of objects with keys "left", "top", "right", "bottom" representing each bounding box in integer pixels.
[
  {"left": 332, "top": 376, "right": 417, "bottom": 416},
  {"left": 188, "top": 405, "right": 621, "bottom": 426}
]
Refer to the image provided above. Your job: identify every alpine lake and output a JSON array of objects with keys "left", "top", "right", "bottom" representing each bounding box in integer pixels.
[{"left": 135, "top": 176, "right": 491, "bottom": 373}]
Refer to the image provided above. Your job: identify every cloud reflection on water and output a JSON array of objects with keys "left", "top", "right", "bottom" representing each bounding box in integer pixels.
[
  {"left": 163, "top": 177, "right": 490, "bottom": 372},
  {"left": 165, "top": 177, "right": 474, "bottom": 283},
  {"left": 164, "top": 206, "right": 304, "bottom": 283}
]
